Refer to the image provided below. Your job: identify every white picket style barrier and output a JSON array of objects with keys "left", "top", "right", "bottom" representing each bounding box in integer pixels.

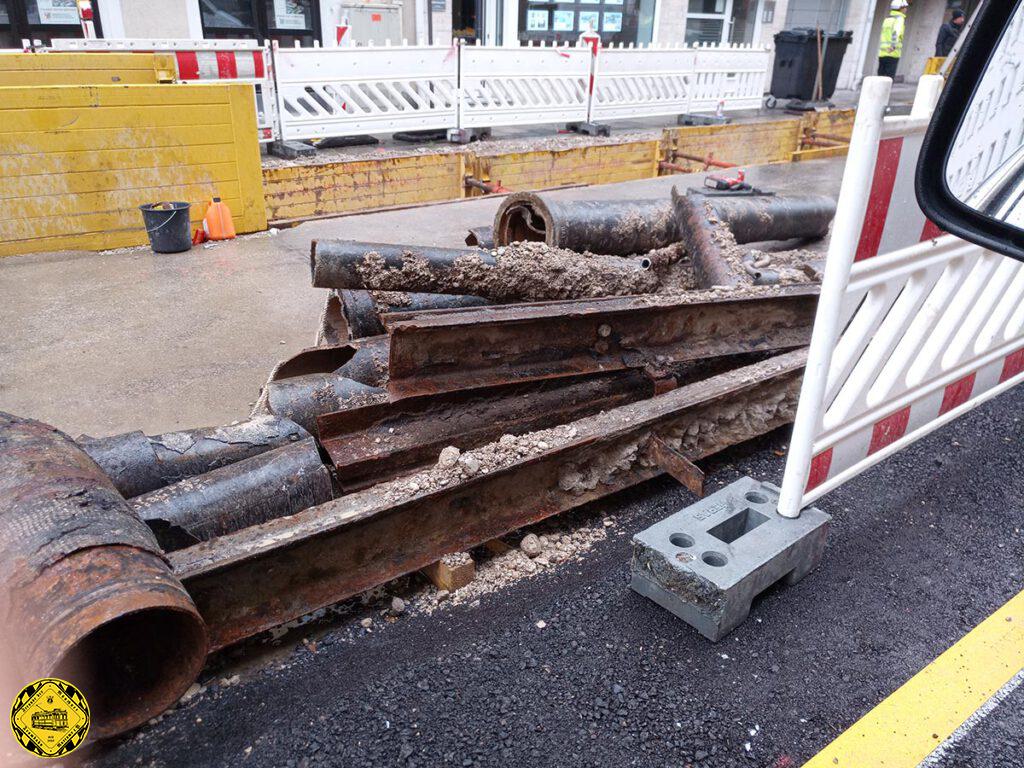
[
  {"left": 47, "top": 37, "right": 770, "bottom": 141},
  {"left": 777, "top": 75, "right": 1024, "bottom": 517},
  {"left": 689, "top": 44, "right": 771, "bottom": 113},
  {"left": 272, "top": 43, "right": 459, "bottom": 140},
  {"left": 50, "top": 37, "right": 278, "bottom": 142},
  {"left": 589, "top": 45, "right": 696, "bottom": 122},
  {"left": 458, "top": 42, "right": 591, "bottom": 129}
]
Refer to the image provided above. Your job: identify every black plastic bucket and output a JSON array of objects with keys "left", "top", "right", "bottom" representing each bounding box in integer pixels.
[{"left": 139, "top": 202, "right": 192, "bottom": 253}]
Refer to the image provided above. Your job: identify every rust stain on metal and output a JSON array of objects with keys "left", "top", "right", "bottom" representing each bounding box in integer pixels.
[
  {"left": 172, "top": 349, "right": 806, "bottom": 652},
  {"left": 318, "top": 370, "right": 655, "bottom": 490},
  {"left": 382, "top": 288, "right": 817, "bottom": 400},
  {"left": 649, "top": 436, "right": 705, "bottom": 497}
]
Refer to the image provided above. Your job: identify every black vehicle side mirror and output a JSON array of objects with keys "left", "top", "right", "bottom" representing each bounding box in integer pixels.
[{"left": 917, "top": 0, "right": 1024, "bottom": 260}]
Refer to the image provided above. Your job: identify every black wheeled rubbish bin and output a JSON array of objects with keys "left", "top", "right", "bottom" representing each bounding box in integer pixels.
[{"left": 768, "top": 29, "right": 853, "bottom": 107}]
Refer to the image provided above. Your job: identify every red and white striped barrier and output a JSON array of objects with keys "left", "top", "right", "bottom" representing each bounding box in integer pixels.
[{"left": 777, "top": 75, "right": 1024, "bottom": 517}]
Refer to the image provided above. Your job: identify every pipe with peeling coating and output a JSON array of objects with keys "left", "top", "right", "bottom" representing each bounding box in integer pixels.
[
  {"left": 0, "top": 412, "right": 207, "bottom": 739},
  {"left": 78, "top": 415, "right": 311, "bottom": 499},
  {"left": 131, "top": 438, "right": 333, "bottom": 552}
]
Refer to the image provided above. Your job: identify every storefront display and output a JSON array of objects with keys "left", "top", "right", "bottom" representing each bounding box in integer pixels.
[{"left": 517, "top": 0, "right": 651, "bottom": 45}]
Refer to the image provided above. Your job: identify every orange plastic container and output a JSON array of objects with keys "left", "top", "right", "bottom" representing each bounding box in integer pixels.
[{"left": 203, "top": 197, "right": 236, "bottom": 240}]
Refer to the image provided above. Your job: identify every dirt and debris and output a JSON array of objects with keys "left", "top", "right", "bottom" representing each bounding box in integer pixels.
[
  {"left": 377, "top": 423, "right": 581, "bottom": 506},
  {"left": 353, "top": 241, "right": 668, "bottom": 302}
]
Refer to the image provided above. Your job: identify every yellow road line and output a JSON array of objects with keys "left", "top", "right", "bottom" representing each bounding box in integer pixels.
[{"left": 804, "top": 588, "right": 1024, "bottom": 768}]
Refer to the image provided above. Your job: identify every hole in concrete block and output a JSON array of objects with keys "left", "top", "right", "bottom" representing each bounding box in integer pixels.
[
  {"left": 744, "top": 491, "right": 769, "bottom": 504},
  {"left": 707, "top": 508, "right": 769, "bottom": 545},
  {"left": 701, "top": 551, "right": 727, "bottom": 567},
  {"left": 669, "top": 533, "right": 694, "bottom": 548}
]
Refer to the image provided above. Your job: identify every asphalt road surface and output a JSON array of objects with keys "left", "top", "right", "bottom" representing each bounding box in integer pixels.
[{"left": 85, "top": 377, "right": 1024, "bottom": 768}]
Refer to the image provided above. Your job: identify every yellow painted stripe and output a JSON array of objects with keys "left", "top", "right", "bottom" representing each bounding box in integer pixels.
[{"left": 805, "top": 588, "right": 1024, "bottom": 768}]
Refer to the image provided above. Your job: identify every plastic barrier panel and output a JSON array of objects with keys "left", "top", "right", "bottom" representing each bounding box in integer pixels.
[
  {"left": 777, "top": 76, "right": 1024, "bottom": 517},
  {"left": 690, "top": 44, "right": 770, "bottom": 113},
  {"left": 458, "top": 43, "right": 591, "bottom": 129},
  {"left": 589, "top": 45, "right": 696, "bottom": 122},
  {"left": 273, "top": 43, "right": 458, "bottom": 140}
]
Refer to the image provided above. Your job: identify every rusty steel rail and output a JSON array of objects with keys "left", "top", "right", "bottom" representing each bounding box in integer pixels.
[
  {"left": 381, "top": 287, "right": 817, "bottom": 399},
  {"left": 318, "top": 370, "right": 657, "bottom": 490},
  {"left": 171, "top": 349, "right": 806, "bottom": 652}
]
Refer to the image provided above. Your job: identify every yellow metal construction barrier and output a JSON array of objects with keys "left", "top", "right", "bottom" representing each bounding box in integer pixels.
[
  {"left": 0, "top": 83, "right": 267, "bottom": 256},
  {"left": 0, "top": 52, "right": 175, "bottom": 86}
]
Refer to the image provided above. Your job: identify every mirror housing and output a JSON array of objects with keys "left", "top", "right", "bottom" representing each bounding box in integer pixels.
[{"left": 917, "top": 0, "right": 1024, "bottom": 261}]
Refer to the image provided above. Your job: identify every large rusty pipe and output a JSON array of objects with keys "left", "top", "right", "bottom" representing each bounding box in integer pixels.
[
  {"left": 311, "top": 240, "right": 659, "bottom": 302},
  {"left": 493, "top": 192, "right": 678, "bottom": 256},
  {"left": 0, "top": 412, "right": 207, "bottom": 739},
  {"left": 78, "top": 415, "right": 311, "bottom": 499},
  {"left": 131, "top": 438, "right": 333, "bottom": 552},
  {"left": 337, "top": 289, "right": 490, "bottom": 340}
]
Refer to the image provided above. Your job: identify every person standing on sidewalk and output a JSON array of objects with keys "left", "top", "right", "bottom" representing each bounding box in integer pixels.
[
  {"left": 935, "top": 8, "right": 965, "bottom": 58},
  {"left": 878, "top": 0, "right": 908, "bottom": 78}
]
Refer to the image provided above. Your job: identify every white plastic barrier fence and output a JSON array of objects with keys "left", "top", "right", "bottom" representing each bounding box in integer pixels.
[
  {"left": 458, "top": 42, "right": 591, "bottom": 129},
  {"left": 589, "top": 45, "right": 696, "bottom": 122},
  {"left": 272, "top": 43, "right": 458, "bottom": 141},
  {"left": 689, "top": 44, "right": 771, "bottom": 113},
  {"left": 51, "top": 38, "right": 277, "bottom": 141},
  {"left": 777, "top": 76, "right": 1024, "bottom": 517}
]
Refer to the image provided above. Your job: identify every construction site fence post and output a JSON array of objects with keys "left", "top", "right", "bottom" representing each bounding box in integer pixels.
[{"left": 776, "top": 77, "right": 893, "bottom": 519}]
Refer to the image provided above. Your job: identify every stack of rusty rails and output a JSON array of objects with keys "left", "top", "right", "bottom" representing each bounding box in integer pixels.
[{"left": 0, "top": 183, "right": 837, "bottom": 740}]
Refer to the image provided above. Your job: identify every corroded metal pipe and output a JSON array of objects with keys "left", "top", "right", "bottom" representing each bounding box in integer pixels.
[
  {"left": 260, "top": 341, "right": 391, "bottom": 433},
  {"left": 672, "top": 189, "right": 836, "bottom": 287},
  {"left": 465, "top": 225, "right": 495, "bottom": 248},
  {"left": 131, "top": 438, "right": 333, "bottom": 552},
  {"left": 706, "top": 194, "right": 836, "bottom": 244},
  {"left": 311, "top": 240, "right": 659, "bottom": 302},
  {"left": 336, "top": 289, "right": 491, "bottom": 340},
  {"left": 311, "top": 241, "right": 496, "bottom": 291},
  {"left": 493, "top": 192, "right": 678, "bottom": 256},
  {"left": 78, "top": 415, "right": 311, "bottom": 499},
  {"left": 0, "top": 412, "right": 207, "bottom": 739},
  {"left": 267, "top": 374, "right": 387, "bottom": 434}
]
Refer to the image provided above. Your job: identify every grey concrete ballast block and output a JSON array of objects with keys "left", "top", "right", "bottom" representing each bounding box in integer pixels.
[{"left": 630, "top": 477, "right": 830, "bottom": 641}]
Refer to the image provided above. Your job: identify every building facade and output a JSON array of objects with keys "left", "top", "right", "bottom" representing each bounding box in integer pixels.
[{"left": 1, "top": 0, "right": 972, "bottom": 89}]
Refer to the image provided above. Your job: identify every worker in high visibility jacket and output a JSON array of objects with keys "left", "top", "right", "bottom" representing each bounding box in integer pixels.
[{"left": 878, "top": 0, "right": 909, "bottom": 79}]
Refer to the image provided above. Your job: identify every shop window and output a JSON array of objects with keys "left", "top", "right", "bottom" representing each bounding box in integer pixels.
[
  {"left": 200, "top": 0, "right": 319, "bottom": 46},
  {"left": 518, "top": 0, "right": 639, "bottom": 46},
  {"left": 1, "top": 0, "right": 100, "bottom": 46}
]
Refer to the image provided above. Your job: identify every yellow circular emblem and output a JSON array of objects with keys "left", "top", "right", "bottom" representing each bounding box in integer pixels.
[{"left": 10, "top": 678, "right": 90, "bottom": 758}]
